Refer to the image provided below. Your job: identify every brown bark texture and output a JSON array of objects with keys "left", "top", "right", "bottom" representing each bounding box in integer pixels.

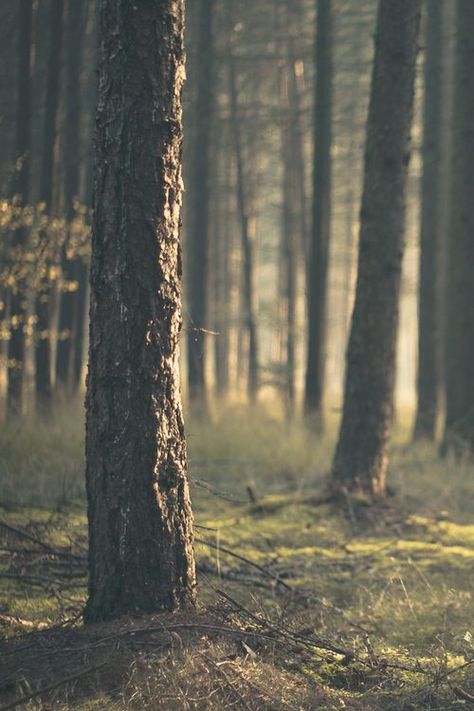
[
  {"left": 443, "top": 0, "right": 474, "bottom": 455},
  {"left": 331, "top": 0, "right": 421, "bottom": 497},
  {"left": 85, "top": 0, "right": 196, "bottom": 623}
]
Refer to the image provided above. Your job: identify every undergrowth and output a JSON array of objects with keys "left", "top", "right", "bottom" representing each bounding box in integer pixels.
[{"left": 0, "top": 400, "right": 474, "bottom": 709}]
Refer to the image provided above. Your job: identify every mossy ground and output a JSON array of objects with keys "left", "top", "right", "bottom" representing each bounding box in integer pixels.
[{"left": 1, "top": 402, "right": 474, "bottom": 709}]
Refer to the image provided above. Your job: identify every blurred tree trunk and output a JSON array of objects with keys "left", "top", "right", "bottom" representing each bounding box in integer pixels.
[
  {"left": 187, "top": 0, "right": 214, "bottom": 411},
  {"left": 304, "top": 0, "right": 333, "bottom": 429},
  {"left": 331, "top": 0, "right": 421, "bottom": 499},
  {"left": 413, "top": 1, "right": 442, "bottom": 441},
  {"left": 279, "top": 62, "right": 298, "bottom": 415},
  {"left": 85, "top": 0, "right": 196, "bottom": 623},
  {"left": 72, "top": 0, "right": 97, "bottom": 393},
  {"left": 35, "top": 0, "right": 64, "bottom": 414},
  {"left": 228, "top": 48, "right": 259, "bottom": 403},
  {"left": 213, "top": 133, "right": 232, "bottom": 400},
  {"left": 55, "top": 0, "right": 86, "bottom": 393},
  {"left": 442, "top": 0, "right": 474, "bottom": 455},
  {"left": 7, "top": 0, "right": 33, "bottom": 416}
]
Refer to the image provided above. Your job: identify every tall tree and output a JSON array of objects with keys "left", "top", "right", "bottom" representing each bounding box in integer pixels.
[
  {"left": 331, "top": 0, "right": 421, "bottom": 498},
  {"left": 35, "top": 0, "right": 64, "bottom": 413},
  {"left": 55, "top": 0, "right": 86, "bottom": 392},
  {"left": 186, "top": 0, "right": 214, "bottom": 411},
  {"left": 304, "top": 0, "right": 333, "bottom": 427},
  {"left": 279, "top": 55, "right": 298, "bottom": 415},
  {"left": 72, "top": 0, "right": 98, "bottom": 393},
  {"left": 212, "top": 128, "right": 232, "bottom": 400},
  {"left": 7, "top": 0, "right": 33, "bottom": 415},
  {"left": 85, "top": 0, "right": 196, "bottom": 623},
  {"left": 228, "top": 40, "right": 259, "bottom": 403},
  {"left": 413, "top": 1, "right": 443, "bottom": 441},
  {"left": 443, "top": 0, "right": 474, "bottom": 455}
]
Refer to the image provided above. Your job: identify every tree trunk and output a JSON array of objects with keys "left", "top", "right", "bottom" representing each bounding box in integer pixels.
[
  {"left": 85, "top": 0, "right": 196, "bottom": 623},
  {"left": 7, "top": 0, "right": 33, "bottom": 416},
  {"left": 213, "top": 131, "right": 232, "bottom": 400},
  {"left": 442, "top": 0, "right": 474, "bottom": 455},
  {"left": 228, "top": 51, "right": 259, "bottom": 403},
  {"left": 279, "top": 61, "right": 298, "bottom": 416},
  {"left": 72, "top": 0, "right": 98, "bottom": 394},
  {"left": 56, "top": 0, "right": 86, "bottom": 392},
  {"left": 35, "top": 0, "right": 64, "bottom": 414},
  {"left": 330, "top": 0, "right": 421, "bottom": 498},
  {"left": 304, "top": 0, "right": 333, "bottom": 428},
  {"left": 186, "top": 0, "right": 214, "bottom": 411},
  {"left": 413, "top": 1, "right": 442, "bottom": 441}
]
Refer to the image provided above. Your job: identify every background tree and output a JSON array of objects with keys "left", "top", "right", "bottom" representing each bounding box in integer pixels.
[
  {"left": 443, "top": 0, "right": 474, "bottom": 455},
  {"left": 55, "top": 0, "right": 86, "bottom": 392},
  {"left": 186, "top": 0, "right": 215, "bottom": 411},
  {"left": 304, "top": 0, "right": 333, "bottom": 427},
  {"left": 7, "top": 0, "right": 33, "bottom": 415},
  {"left": 413, "top": 1, "right": 443, "bottom": 441},
  {"left": 228, "top": 20, "right": 259, "bottom": 403},
  {"left": 331, "top": 0, "right": 421, "bottom": 498},
  {"left": 34, "top": 0, "right": 64, "bottom": 413},
  {"left": 85, "top": 0, "right": 196, "bottom": 622}
]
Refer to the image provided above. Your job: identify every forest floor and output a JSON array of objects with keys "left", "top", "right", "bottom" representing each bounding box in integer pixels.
[{"left": 1, "top": 403, "right": 474, "bottom": 710}]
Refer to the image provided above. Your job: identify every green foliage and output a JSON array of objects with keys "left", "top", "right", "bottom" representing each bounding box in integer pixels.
[{"left": 0, "top": 199, "right": 91, "bottom": 343}]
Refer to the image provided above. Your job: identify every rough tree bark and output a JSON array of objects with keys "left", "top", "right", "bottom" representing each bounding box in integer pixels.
[
  {"left": 304, "top": 0, "right": 333, "bottom": 428},
  {"left": 186, "top": 0, "right": 214, "bottom": 411},
  {"left": 7, "top": 0, "right": 33, "bottom": 416},
  {"left": 35, "top": 0, "right": 64, "bottom": 414},
  {"left": 413, "top": 1, "right": 442, "bottom": 441},
  {"left": 56, "top": 0, "right": 86, "bottom": 392},
  {"left": 85, "top": 0, "right": 196, "bottom": 623},
  {"left": 443, "top": 0, "right": 474, "bottom": 455},
  {"left": 331, "top": 0, "right": 421, "bottom": 498}
]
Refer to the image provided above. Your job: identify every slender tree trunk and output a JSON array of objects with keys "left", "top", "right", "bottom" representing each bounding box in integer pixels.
[
  {"left": 187, "top": 0, "right": 214, "bottom": 411},
  {"left": 213, "top": 133, "right": 232, "bottom": 399},
  {"left": 228, "top": 52, "right": 259, "bottom": 403},
  {"left": 287, "top": 34, "right": 308, "bottom": 263},
  {"left": 442, "top": 0, "right": 474, "bottom": 455},
  {"left": 304, "top": 0, "right": 333, "bottom": 428},
  {"left": 56, "top": 0, "right": 86, "bottom": 392},
  {"left": 7, "top": 0, "right": 33, "bottom": 416},
  {"left": 413, "top": 2, "right": 442, "bottom": 441},
  {"left": 72, "top": 0, "right": 98, "bottom": 394},
  {"left": 279, "top": 61, "right": 298, "bottom": 415},
  {"left": 85, "top": 0, "right": 196, "bottom": 623},
  {"left": 35, "top": 0, "right": 64, "bottom": 414},
  {"left": 331, "top": 0, "right": 421, "bottom": 499}
]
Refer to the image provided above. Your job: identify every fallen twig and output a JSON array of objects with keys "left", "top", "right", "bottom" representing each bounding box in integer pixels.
[{"left": 195, "top": 537, "right": 292, "bottom": 591}]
